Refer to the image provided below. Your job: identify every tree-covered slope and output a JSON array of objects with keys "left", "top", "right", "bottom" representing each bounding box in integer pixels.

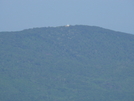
[{"left": 0, "top": 25, "right": 134, "bottom": 101}]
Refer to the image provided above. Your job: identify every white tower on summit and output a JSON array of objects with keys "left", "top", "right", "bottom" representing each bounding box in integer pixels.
[{"left": 65, "top": 24, "right": 70, "bottom": 27}]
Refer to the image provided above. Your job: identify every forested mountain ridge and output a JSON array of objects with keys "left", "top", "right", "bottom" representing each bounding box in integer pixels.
[{"left": 0, "top": 25, "right": 134, "bottom": 101}]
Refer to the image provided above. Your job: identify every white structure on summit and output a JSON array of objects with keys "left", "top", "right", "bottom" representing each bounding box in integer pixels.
[{"left": 65, "top": 24, "right": 70, "bottom": 27}]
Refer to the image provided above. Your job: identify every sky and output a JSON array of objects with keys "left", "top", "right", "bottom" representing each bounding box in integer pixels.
[{"left": 0, "top": 0, "right": 134, "bottom": 34}]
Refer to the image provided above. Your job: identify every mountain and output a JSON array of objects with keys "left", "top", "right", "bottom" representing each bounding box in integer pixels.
[{"left": 0, "top": 25, "right": 134, "bottom": 101}]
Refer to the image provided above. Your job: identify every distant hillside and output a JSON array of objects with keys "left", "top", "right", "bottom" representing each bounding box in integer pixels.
[{"left": 0, "top": 25, "right": 134, "bottom": 101}]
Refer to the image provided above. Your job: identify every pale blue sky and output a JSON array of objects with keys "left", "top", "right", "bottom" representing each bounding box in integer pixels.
[{"left": 0, "top": 0, "right": 134, "bottom": 34}]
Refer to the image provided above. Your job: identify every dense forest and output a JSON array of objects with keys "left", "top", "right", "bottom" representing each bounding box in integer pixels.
[{"left": 0, "top": 25, "right": 134, "bottom": 101}]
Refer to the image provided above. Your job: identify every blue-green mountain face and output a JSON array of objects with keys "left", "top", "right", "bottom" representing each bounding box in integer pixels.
[{"left": 0, "top": 25, "right": 134, "bottom": 101}]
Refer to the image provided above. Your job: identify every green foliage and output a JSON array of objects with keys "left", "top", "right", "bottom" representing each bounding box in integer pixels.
[{"left": 0, "top": 25, "right": 134, "bottom": 101}]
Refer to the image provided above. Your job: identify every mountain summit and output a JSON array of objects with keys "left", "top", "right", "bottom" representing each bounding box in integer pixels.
[{"left": 0, "top": 25, "right": 134, "bottom": 101}]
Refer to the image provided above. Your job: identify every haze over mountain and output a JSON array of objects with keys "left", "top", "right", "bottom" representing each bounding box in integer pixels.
[{"left": 0, "top": 25, "right": 134, "bottom": 101}]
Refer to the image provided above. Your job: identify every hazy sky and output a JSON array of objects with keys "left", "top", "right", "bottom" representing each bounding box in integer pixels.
[{"left": 0, "top": 0, "right": 134, "bottom": 34}]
